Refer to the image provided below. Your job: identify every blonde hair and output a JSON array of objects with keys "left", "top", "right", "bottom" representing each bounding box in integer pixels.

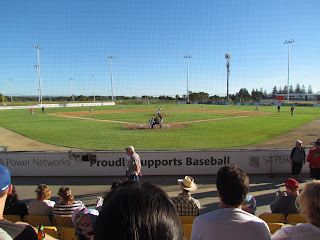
[
  {"left": 298, "top": 180, "right": 320, "bottom": 227},
  {"left": 57, "top": 187, "right": 74, "bottom": 203},
  {"left": 35, "top": 184, "right": 51, "bottom": 201}
]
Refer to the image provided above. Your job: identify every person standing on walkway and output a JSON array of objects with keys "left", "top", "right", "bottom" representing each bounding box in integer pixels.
[
  {"left": 307, "top": 139, "right": 320, "bottom": 180},
  {"left": 125, "top": 146, "right": 142, "bottom": 182},
  {"left": 290, "top": 140, "right": 306, "bottom": 179}
]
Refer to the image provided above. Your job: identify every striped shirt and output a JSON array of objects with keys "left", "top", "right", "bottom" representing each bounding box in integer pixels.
[
  {"left": 172, "top": 192, "right": 201, "bottom": 216},
  {"left": 53, "top": 200, "right": 85, "bottom": 216}
]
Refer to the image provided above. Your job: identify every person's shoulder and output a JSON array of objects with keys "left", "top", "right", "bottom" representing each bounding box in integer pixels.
[
  {"left": 0, "top": 220, "right": 37, "bottom": 240},
  {"left": 272, "top": 223, "right": 313, "bottom": 239},
  {"left": 44, "top": 199, "right": 56, "bottom": 206}
]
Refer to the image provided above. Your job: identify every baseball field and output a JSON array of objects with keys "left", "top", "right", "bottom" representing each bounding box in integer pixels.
[{"left": 0, "top": 104, "right": 319, "bottom": 151}]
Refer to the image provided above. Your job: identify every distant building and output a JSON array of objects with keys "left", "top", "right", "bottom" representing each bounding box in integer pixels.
[{"left": 276, "top": 93, "right": 319, "bottom": 101}]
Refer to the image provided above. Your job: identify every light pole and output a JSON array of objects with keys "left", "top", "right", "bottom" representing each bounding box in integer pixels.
[
  {"left": 284, "top": 39, "right": 294, "bottom": 103},
  {"left": 92, "top": 75, "right": 95, "bottom": 102},
  {"left": 9, "top": 79, "right": 13, "bottom": 102},
  {"left": 225, "top": 53, "right": 231, "bottom": 102},
  {"left": 70, "top": 78, "right": 74, "bottom": 102},
  {"left": 184, "top": 56, "right": 192, "bottom": 103},
  {"left": 33, "top": 45, "right": 42, "bottom": 105},
  {"left": 108, "top": 56, "right": 115, "bottom": 102}
]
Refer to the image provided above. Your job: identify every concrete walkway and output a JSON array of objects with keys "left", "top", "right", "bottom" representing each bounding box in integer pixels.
[{"left": 13, "top": 173, "right": 311, "bottom": 217}]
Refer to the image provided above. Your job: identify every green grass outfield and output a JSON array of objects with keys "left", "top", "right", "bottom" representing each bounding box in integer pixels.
[{"left": 0, "top": 104, "right": 319, "bottom": 150}]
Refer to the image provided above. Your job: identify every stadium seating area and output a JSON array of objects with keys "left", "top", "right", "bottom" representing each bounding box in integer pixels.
[
  {"left": 258, "top": 213, "right": 307, "bottom": 234},
  {"left": 3, "top": 215, "right": 76, "bottom": 240}
]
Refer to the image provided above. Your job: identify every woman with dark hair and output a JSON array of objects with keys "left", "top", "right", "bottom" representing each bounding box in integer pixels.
[
  {"left": 28, "top": 184, "right": 55, "bottom": 217},
  {"left": 94, "top": 181, "right": 185, "bottom": 240},
  {"left": 4, "top": 186, "right": 28, "bottom": 219},
  {"left": 53, "top": 187, "right": 85, "bottom": 216}
]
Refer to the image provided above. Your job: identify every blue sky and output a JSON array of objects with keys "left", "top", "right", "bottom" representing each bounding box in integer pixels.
[{"left": 0, "top": 0, "right": 319, "bottom": 98}]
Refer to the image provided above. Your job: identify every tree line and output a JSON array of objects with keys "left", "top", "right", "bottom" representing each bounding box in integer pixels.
[{"left": 1, "top": 83, "right": 316, "bottom": 103}]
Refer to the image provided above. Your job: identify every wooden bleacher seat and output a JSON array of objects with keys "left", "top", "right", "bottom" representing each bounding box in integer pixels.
[
  {"left": 43, "top": 226, "right": 59, "bottom": 239},
  {"left": 3, "top": 215, "right": 21, "bottom": 223},
  {"left": 23, "top": 215, "right": 52, "bottom": 227},
  {"left": 183, "top": 224, "right": 193, "bottom": 240},
  {"left": 53, "top": 215, "right": 74, "bottom": 228},
  {"left": 286, "top": 213, "right": 307, "bottom": 225},
  {"left": 267, "top": 223, "right": 284, "bottom": 234},
  {"left": 60, "top": 227, "right": 77, "bottom": 240},
  {"left": 259, "top": 213, "right": 285, "bottom": 223},
  {"left": 179, "top": 216, "right": 197, "bottom": 224}
]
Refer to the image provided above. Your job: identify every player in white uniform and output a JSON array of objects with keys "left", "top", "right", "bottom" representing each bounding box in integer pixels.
[{"left": 157, "top": 107, "right": 162, "bottom": 115}]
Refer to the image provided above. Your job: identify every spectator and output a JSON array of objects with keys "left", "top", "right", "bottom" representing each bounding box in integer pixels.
[
  {"left": 242, "top": 195, "right": 257, "bottom": 215},
  {"left": 28, "top": 184, "right": 55, "bottom": 217},
  {"left": 172, "top": 176, "right": 201, "bottom": 216},
  {"left": 72, "top": 207, "right": 99, "bottom": 240},
  {"left": 307, "top": 139, "right": 320, "bottom": 180},
  {"left": 4, "top": 185, "right": 28, "bottom": 219},
  {"left": 290, "top": 140, "right": 306, "bottom": 179},
  {"left": 125, "top": 146, "right": 142, "bottom": 182},
  {"left": 270, "top": 178, "right": 300, "bottom": 217},
  {"left": 272, "top": 180, "right": 320, "bottom": 239},
  {"left": 191, "top": 164, "right": 270, "bottom": 240},
  {"left": 53, "top": 187, "right": 85, "bottom": 216},
  {"left": 0, "top": 165, "right": 38, "bottom": 239},
  {"left": 94, "top": 181, "right": 184, "bottom": 240}
]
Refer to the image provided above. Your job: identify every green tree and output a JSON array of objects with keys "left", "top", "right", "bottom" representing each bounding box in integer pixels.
[
  {"left": 295, "top": 83, "right": 301, "bottom": 93},
  {"left": 308, "top": 85, "right": 313, "bottom": 93},
  {"left": 237, "top": 88, "right": 251, "bottom": 100},
  {"left": 272, "top": 86, "right": 278, "bottom": 94},
  {"left": 289, "top": 84, "right": 294, "bottom": 93}
]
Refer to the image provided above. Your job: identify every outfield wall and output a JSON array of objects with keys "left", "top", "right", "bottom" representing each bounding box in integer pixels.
[
  {"left": 0, "top": 149, "right": 310, "bottom": 177},
  {"left": 0, "top": 102, "right": 115, "bottom": 110}
]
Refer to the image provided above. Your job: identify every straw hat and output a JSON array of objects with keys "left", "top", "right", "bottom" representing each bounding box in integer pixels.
[{"left": 177, "top": 176, "right": 198, "bottom": 191}]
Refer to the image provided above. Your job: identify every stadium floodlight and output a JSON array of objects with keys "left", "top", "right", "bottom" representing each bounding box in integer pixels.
[
  {"left": 284, "top": 39, "right": 294, "bottom": 103},
  {"left": 108, "top": 56, "right": 115, "bottom": 102},
  {"left": 33, "top": 45, "right": 42, "bottom": 105},
  {"left": 225, "top": 53, "right": 231, "bottom": 102},
  {"left": 184, "top": 56, "right": 192, "bottom": 103},
  {"left": 9, "top": 79, "right": 13, "bottom": 102},
  {"left": 92, "top": 75, "right": 95, "bottom": 102},
  {"left": 70, "top": 78, "right": 74, "bottom": 102}
]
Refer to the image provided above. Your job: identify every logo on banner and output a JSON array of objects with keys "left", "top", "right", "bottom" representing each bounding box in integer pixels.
[{"left": 249, "top": 156, "right": 260, "bottom": 168}]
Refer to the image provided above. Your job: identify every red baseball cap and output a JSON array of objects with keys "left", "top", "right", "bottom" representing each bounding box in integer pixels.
[{"left": 284, "top": 178, "right": 299, "bottom": 189}]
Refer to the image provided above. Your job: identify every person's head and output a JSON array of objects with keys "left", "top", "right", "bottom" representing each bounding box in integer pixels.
[
  {"left": 5, "top": 185, "right": 18, "bottom": 209},
  {"left": 102, "top": 180, "right": 134, "bottom": 208},
  {"left": 125, "top": 146, "right": 135, "bottom": 156},
  {"left": 298, "top": 180, "right": 320, "bottom": 228},
  {"left": 58, "top": 187, "right": 74, "bottom": 204},
  {"left": 217, "top": 164, "right": 249, "bottom": 207},
  {"left": 95, "top": 181, "right": 184, "bottom": 240},
  {"left": 315, "top": 139, "right": 320, "bottom": 147},
  {"left": 285, "top": 178, "right": 299, "bottom": 195},
  {"left": 35, "top": 184, "right": 52, "bottom": 201},
  {"left": 178, "top": 176, "right": 198, "bottom": 193},
  {"left": 0, "top": 165, "right": 12, "bottom": 200},
  {"left": 295, "top": 140, "right": 302, "bottom": 148}
]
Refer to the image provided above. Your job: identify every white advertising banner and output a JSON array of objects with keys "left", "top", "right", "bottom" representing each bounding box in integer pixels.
[{"left": 0, "top": 149, "right": 310, "bottom": 177}]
